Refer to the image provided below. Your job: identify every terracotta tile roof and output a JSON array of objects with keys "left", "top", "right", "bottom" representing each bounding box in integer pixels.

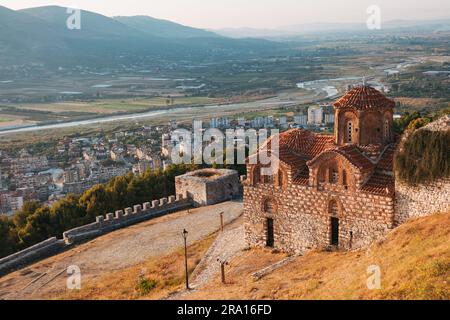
[
  {"left": 376, "top": 143, "right": 397, "bottom": 172},
  {"left": 278, "top": 148, "right": 308, "bottom": 168},
  {"left": 308, "top": 135, "right": 336, "bottom": 158},
  {"left": 308, "top": 144, "right": 375, "bottom": 171},
  {"left": 361, "top": 172, "right": 394, "bottom": 195},
  {"left": 358, "top": 144, "right": 384, "bottom": 159},
  {"left": 257, "top": 129, "right": 335, "bottom": 166},
  {"left": 293, "top": 166, "right": 310, "bottom": 185},
  {"left": 277, "top": 129, "right": 335, "bottom": 158},
  {"left": 334, "top": 85, "right": 395, "bottom": 110},
  {"left": 279, "top": 129, "right": 316, "bottom": 151},
  {"left": 336, "top": 145, "right": 375, "bottom": 170}
]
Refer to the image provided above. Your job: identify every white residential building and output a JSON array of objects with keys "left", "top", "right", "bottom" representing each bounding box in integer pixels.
[
  {"left": 294, "top": 114, "right": 308, "bottom": 126},
  {"left": 325, "top": 113, "right": 335, "bottom": 124},
  {"left": 308, "top": 106, "right": 324, "bottom": 125}
]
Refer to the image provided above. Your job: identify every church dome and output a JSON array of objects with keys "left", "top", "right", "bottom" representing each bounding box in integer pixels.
[{"left": 333, "top": 85, "right": 395, "bottom": 110}]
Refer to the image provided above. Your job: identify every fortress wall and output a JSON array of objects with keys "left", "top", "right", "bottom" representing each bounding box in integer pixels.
[
  {"left": 395, "top": 178, "right": 450, "bottom": 225},
  {"left": 0, "top": 194, "right": 191, "bottom": 276},
  {"left": 0, "top": 237, "right": 65, "bottom": 276},
  {"left": 63, "top": 194, "right": 191, "bottom": 244}
]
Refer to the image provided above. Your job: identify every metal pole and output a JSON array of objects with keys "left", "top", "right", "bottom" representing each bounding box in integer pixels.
[
  {"left": 221, "top": 262, "right": 226, "bottom": 284},
  {"left": 220, "top": 212, "right": 224, "bottom": 232},
  {"left": 217, "top": 259, "right": 228, "bottom": 284},
  {"left": 184, "top": 236, "right": 189, "bottom": 290},
  {"left": 183, "top": 229, "right": 189, "bottom": 290}
]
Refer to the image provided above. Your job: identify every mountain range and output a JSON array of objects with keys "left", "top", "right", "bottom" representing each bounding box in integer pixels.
[
  {"left": 214, "top": 18, "right": 450, "bottom": 39},
  {"left": 1, "top": 5, "right": 449, "bottom": 69},
  {"left": 0, "top": 5, "right": 280, "bottom": 68}
]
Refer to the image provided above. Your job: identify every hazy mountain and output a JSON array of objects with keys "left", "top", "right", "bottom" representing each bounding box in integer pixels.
[
  {"left": 0, "top": 5, "right": 282, "bottom": 68},
  {"left": 212, "top": 27, "right": 294, "bottom": 39},
  {"left": 215, "top": 18, "right": 450, "bottom": 39},
  {"left": 0, "top": 6, "right": 71, "bottom": 65},
  {"left": 114, "top": 15, "right": 220, "bottom": 39},
  {"left": 20, "top": 6, "right": 154, "bottom": 40}
]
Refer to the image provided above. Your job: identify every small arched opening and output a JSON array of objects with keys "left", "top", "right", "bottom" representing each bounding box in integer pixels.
[
  {"left": 347, "top": 121, "right": 353, "bottom": 143},
  {"left": 328, "top": 200, "right": 340, "bottom": 246}
]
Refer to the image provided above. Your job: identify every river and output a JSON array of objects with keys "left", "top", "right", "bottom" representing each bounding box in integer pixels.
[
  {"left": 0, "top": 98, "right": 303, "bottom": 136},
  {"left": 1, "top": 68, "right": 407, "bottom": 136}
]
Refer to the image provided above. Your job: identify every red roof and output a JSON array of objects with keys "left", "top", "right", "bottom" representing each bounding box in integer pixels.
[
  {"left": 376, "top": 143, "right": 397, "bottom": 172},
  {"left": 293, "top": 167, "right": 310, "bottom": 185},
  {"left": 307, "top": 144, "right": 375, "bottom": 171},
  {"left": 361, "top": 172, "right": 394, "bottom": 195},
  {"left": 334, "top": 85, "right": 395, "bottom": 110},
  {"left": 278, "top": 129, "right": 335, "bottom": 158},
  {"left": 252, "top": 129, "right": 335, "bottom": 166}
]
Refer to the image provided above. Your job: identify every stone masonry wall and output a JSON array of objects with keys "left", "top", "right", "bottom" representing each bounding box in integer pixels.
[
  {"left": 243, "top": 179, "right": 395, "bottom": 255},
  {"left": 0, "top": 194, "right": 191, "bottom": 276},
  {"left": 176, "top": 169, "right": 240, "bottom": 207},
  {"left": 395, "top": 178, "right": 450, "bottom": 225},
  {"left": 63, "top": 194, "right": 191, "bottom": 244},
  {"left": 0, "top": 238, "right": 65, "bottom": 276}
]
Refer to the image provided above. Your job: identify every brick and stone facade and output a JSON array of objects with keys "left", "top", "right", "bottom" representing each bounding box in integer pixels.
[
  {"left": 176, "top": 169, "right": 240, "bottom": 207},
  {"left": 244, "top": 86, "right": 398, "bottom": 254}
]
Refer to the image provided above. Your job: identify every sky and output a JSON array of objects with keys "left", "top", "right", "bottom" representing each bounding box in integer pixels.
[{"left": 1, "top": 0, "right": 449, "bottom": 29}]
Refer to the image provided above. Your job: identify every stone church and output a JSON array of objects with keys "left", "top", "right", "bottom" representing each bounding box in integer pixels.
[{"left": 243, "top": 85, "right": 398, "bottom": 253}]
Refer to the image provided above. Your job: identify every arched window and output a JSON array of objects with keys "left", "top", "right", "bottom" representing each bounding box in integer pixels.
[
  {"left": 384, "top": 120, "right": 390, "bottom": 141},
  {"left": 277, "top": 170, "right": 285, "bottom": 188},
  {"left": 318, "top": 167, "right": 326, "bottom": 184},
  {"left": 328, "top": 200, "right": 339, "bottom": 217},
  {"left": 347, "top": 121, "right": 353, "bottom": 143},
  {"left": 252, "top": 166, "right": 260, "bottom": 186},
  {"left": 329, "top": 168, "right": 339, "bottom": 184},
  {"left": 263, "top": 198, "right": 277, "bottom": 214},
  {"left": 342, "top": 170, "right": 348, "bottom": 187},
  {"left": 263, "top": 174, "right": 274, "bottom": 184}
]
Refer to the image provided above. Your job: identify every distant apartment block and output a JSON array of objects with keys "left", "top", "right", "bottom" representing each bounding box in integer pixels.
[
  {"left": 294, "top": 114, "right": 308, "bottom": 126},
  {"left": 308, "top": 106, "right": 324, "bottom": 125},
  {"left": 325, "top": 113, "right": 335, "bottom": 124}
]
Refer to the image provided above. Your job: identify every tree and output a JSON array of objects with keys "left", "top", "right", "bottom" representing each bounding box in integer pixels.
[
  {"left": 0, "top": 164, "right": 198, "bottom": 259},
  {"left": 107, "top": 174, "right": 133, "bottom": 209},
  {"left": 50, "top": 195, "right": 84, "bottom": 234},
  {"left": 79, "top": 184, "right": 113, "bottom": 221},
  {"left": 407, "top": 118, "right": 431, "bottom": 132},
  {"left": 17, "top": 206, "right": 55, "bottom": 248},
  {"left": 12, "top": 201, "right": 42, "bottom": 230},
  {"left": 0, "top": 216, "right": 16, "bottom": 257}
]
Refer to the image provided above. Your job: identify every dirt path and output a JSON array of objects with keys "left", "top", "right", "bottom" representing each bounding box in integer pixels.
[
  {"left": 167, "top": 218, "right": 246, "bottom": 300},
  {"left": 0, "top": 200, "right": 243, "bottom": 300},
  {"left": 190, "top": 223, "right": 246, "bottom": 289}
]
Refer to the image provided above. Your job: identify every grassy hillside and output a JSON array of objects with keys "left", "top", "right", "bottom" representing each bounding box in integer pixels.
[
  {"left": 395, "top": 128, "right": 450, "bottom": 184},
  {"left": 55, "top": 213, "right": 449, "bottom": 300},
  {"left": 114, "top": 16, "right": 219, "bottom": 39},
  {"left": 61, "top": 233, "right": 217, "bottom": 300},
  {"left": 187, "top": 213, "right": 449, "bottom": 300}
]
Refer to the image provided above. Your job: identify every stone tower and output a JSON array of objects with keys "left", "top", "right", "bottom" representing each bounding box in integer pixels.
[{"left": 333, "top": 85, "right": 395, "bottom": 147}]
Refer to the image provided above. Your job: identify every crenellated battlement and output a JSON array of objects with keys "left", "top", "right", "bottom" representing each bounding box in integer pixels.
[
  {"left": 0, "top": 194, "right": 192, "bottom": 276},
  {"left": 63, "top": 194, "right": 191, "bottom": 245}
]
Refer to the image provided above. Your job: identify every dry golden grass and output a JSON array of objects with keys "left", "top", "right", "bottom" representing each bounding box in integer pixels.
[
  {"left": 57, "top": 213, "right": 449, "bottom": 300},
  {"left": 186, "top": 213, "right": 450, "bottom": 300},
  {"left": 60, "top": 233, "right": 217, "bottom": 300}
]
